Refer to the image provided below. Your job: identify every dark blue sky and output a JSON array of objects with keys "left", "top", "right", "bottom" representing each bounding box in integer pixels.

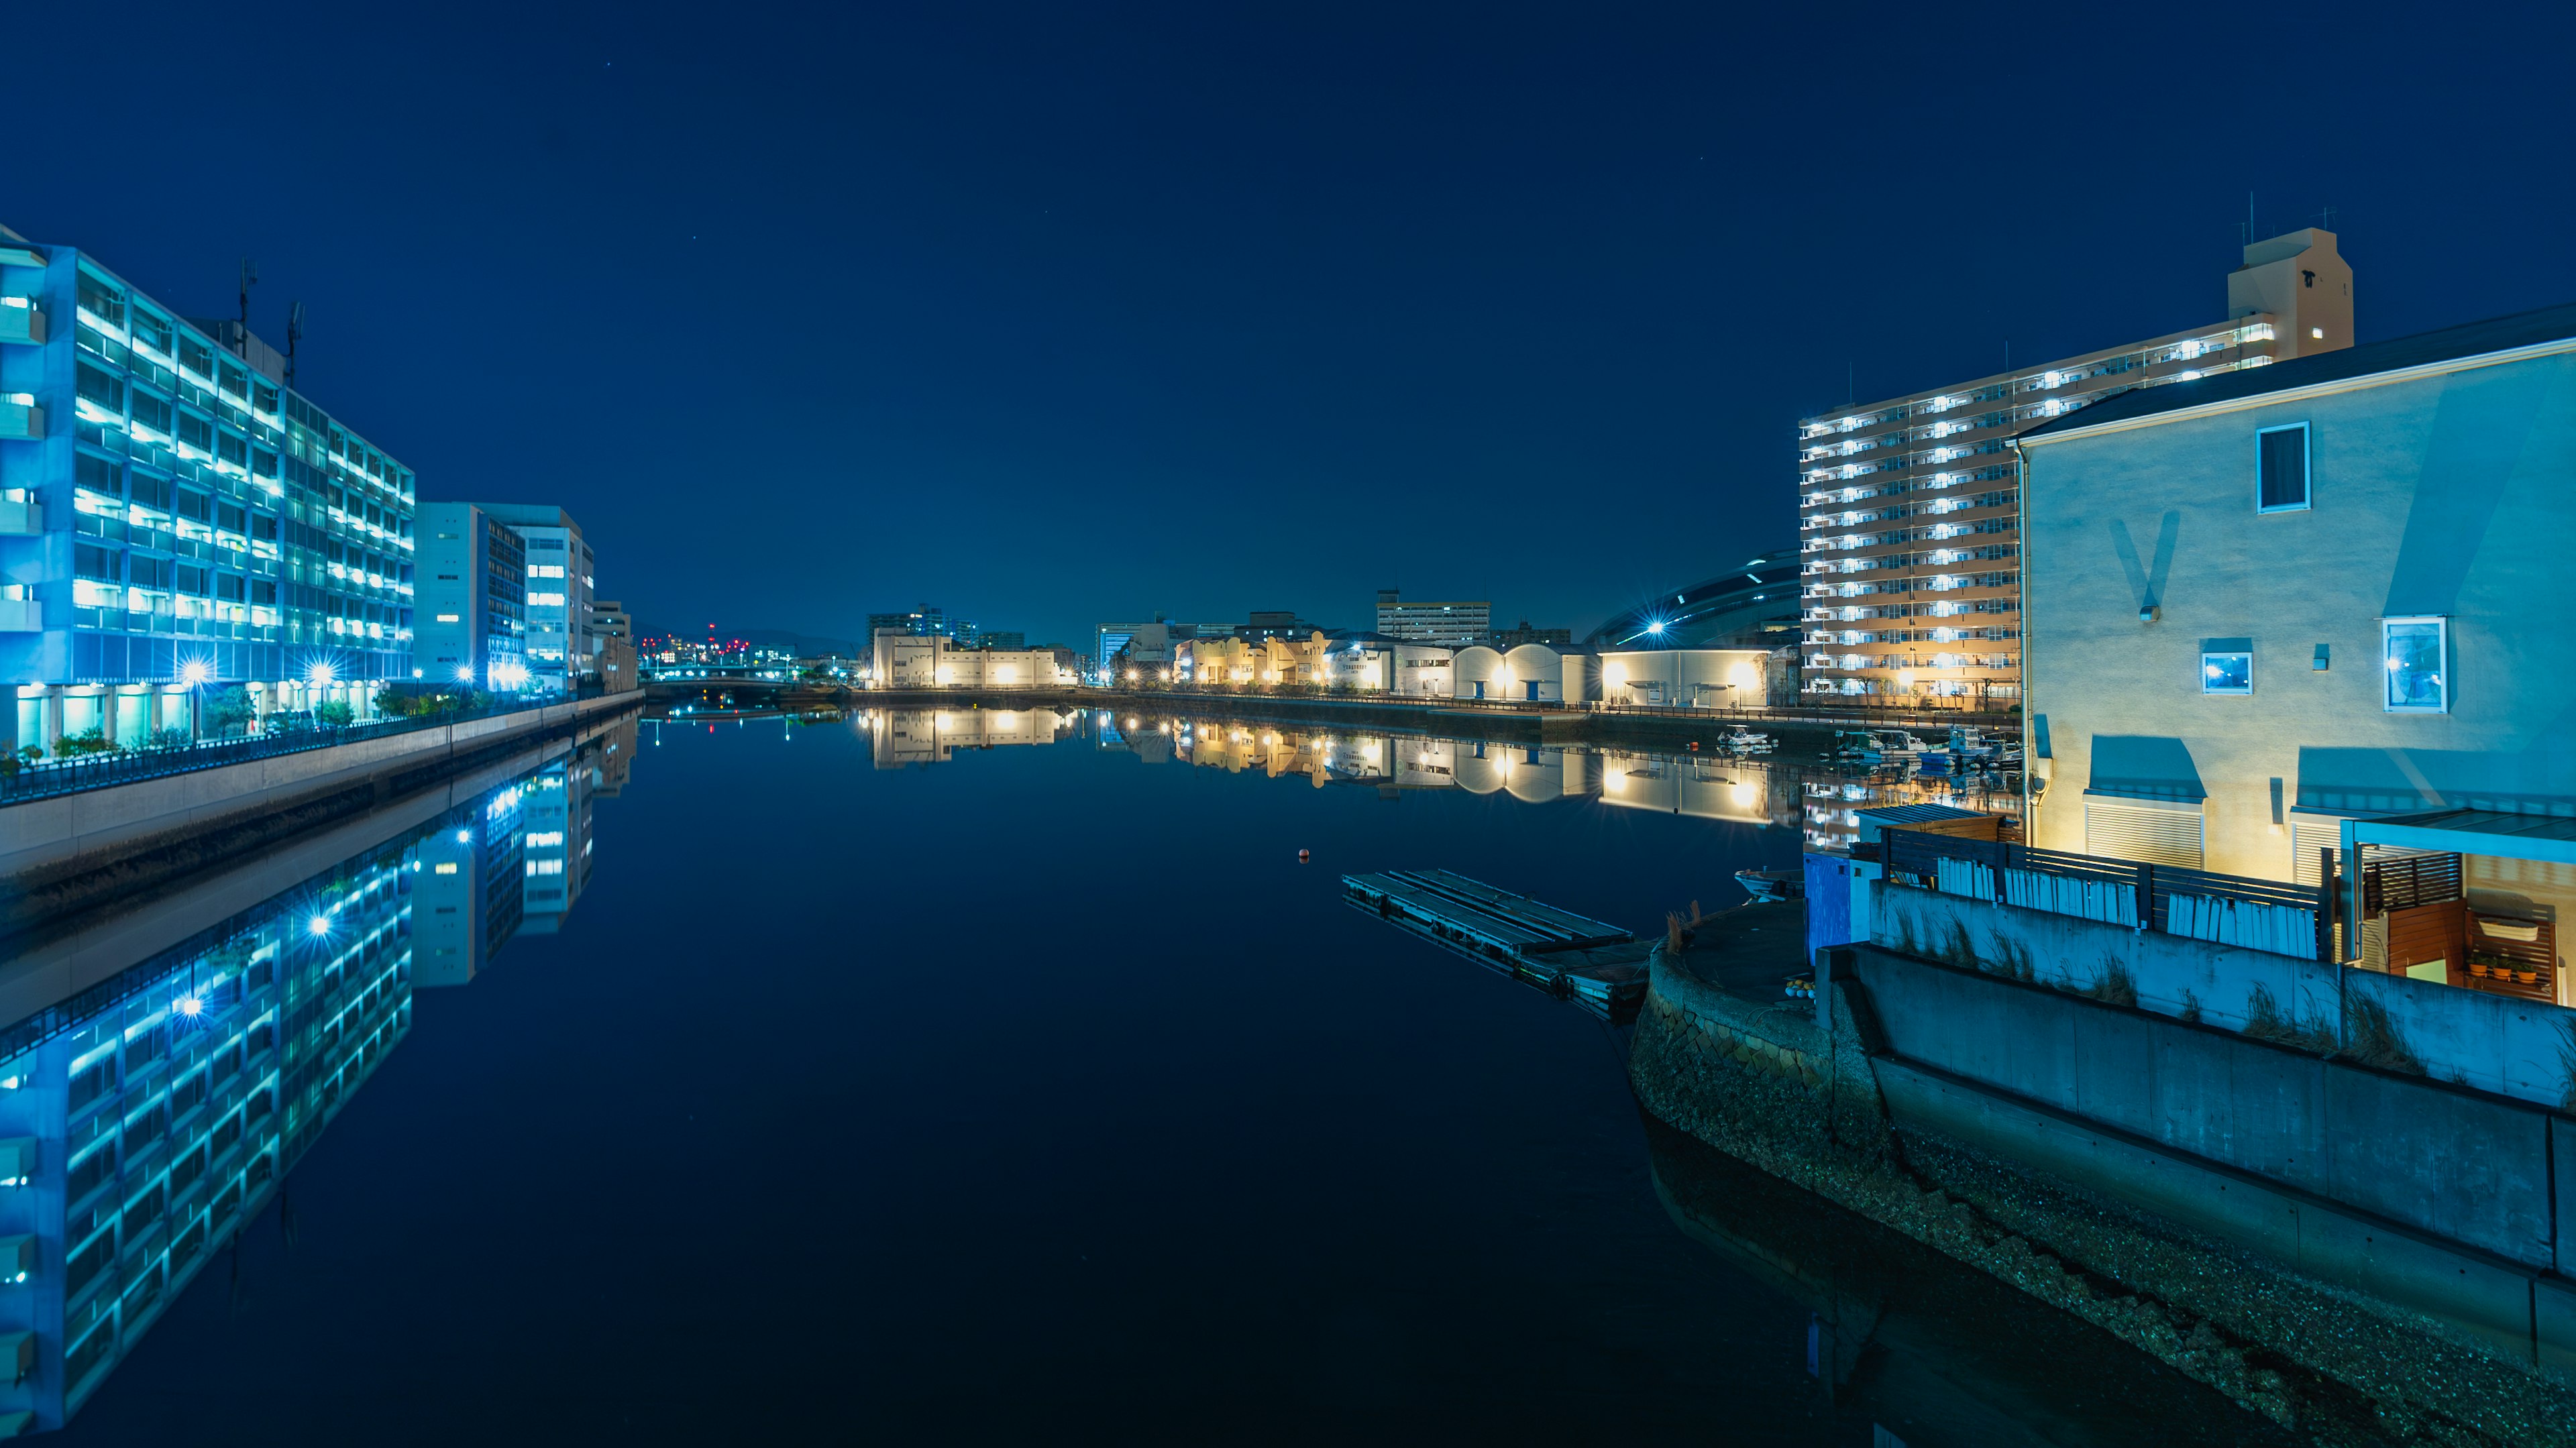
[{"left": 15, "top": 1, "right": 2573, "bottom": 647}]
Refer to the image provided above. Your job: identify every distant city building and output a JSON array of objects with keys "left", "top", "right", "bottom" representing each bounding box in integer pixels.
[
  {"left": 1238, "top": 610, "right": 1324, "bottom": 644},
  {"left": 1375, "top": 590, "right": 1490, "bottom": 647},
  {"left": 869, "top": 606, "right": 950, "bottom": 640},
  {"left": 474, "top": 504, "right": 590, "bottom": 695},
  {"left": 1488, "top": 620, "right": 1572, "bottom": 649},
  {"left": 972, "top": 629, "right": 1025, "bottom": 651},
  {"left": 588, "top": 599, "right": 636, "bottom": 692},
  {"left": 1095, "top": 620, "right": 1147, "bottom": 669},
  {"left": 1798, "top": 229, "right": 2353, "bottom": 704},
  {"left": 0, "top": 223, "right": 418, "bottom": 753},
  {"left": 413, "top": 504, "right": 527, "bottom": 691}
]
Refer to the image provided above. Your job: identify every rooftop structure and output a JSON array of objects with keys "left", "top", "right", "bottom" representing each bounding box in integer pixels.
[{"left": 1798, "top": 229, "right": 2353, "bottom": 706}]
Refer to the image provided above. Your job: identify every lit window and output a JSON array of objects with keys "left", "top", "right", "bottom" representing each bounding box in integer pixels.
[
  {"left": 2200, "top": 651, "right": 2253, "bottom": 695},
  {"left": 2257, "top": 423, "right": 2309, "bottom": 512},
  {"left": 2383, "top": 618, "right": 2448, "bottom": 714}
]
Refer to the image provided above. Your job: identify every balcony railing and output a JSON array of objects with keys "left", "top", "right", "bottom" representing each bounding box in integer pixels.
[{"left": 1879, "top": 826, "right": 2337, "bottom": 962}]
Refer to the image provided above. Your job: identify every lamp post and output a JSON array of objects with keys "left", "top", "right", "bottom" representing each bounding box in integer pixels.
[{"left": 179, "top": 660, "right": 211, "bottom": 742}]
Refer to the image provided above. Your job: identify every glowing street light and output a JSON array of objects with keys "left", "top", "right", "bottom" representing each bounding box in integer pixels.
[
  {"left": 307, "top": 914, "right": 332, "bottom": 937},
  {"left": 307, "top": 661, "right": 337, "bottom": 689}
]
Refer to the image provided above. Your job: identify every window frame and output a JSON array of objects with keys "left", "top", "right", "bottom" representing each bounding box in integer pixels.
[
  {"left": 2381, "top": 616, "right": 2450, "bottom": 714},
  {"left": 2256, "top": 421, "right": 2311, "bottom": 514},
  {"left": 2199, "top": 650, "right": 2253, "bottom": 695}
]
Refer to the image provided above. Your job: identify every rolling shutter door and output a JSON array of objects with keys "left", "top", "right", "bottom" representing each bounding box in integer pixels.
[
  {"left": 2083, "top": 798, "right": 2204, "bottom": 869},
  {"left": 2291, "top": 819, "right": 2344, "bottom": 887}
]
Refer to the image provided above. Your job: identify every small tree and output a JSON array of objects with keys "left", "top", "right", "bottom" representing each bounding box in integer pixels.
[
  {"left": 207, "top": 686, "right": 256, "bottom": 736},
  {"left": 315, "top": 700, "right": 356, "bottom": 727}
]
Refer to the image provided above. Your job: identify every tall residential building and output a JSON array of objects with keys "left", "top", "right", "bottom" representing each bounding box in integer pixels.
[
  {"left": 0, "top": 225, "right": 418, "bottom": 752},
  {"left": 413, "top": 503, "right": 527, "bottom": 690},
  {"left": 1375, "top": 590, "right": 1491, "bottom": 647},
  {"left": 475, "top": 504, "right": 590, "bottom": 695},
  {"left": 1796, "top": 229, "right": 2353, "bottom": 704}
]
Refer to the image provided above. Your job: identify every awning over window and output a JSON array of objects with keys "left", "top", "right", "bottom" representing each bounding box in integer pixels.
[{"left": 2349, "top": 808, "right": 2576, "bottom": 866}]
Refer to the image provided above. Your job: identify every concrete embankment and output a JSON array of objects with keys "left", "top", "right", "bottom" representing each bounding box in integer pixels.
[
  {"left": 0, "top": 691, "right": 643, "bottom": 930},
  {"left": 1629, "top": 912, "right": 2576, "bottom": 1446}
]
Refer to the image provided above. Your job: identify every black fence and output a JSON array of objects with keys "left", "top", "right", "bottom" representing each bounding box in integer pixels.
[
  {"left": 1880, "top": 826, "right": 2339, "bottom": 962},
  {"left": 0, "top": 694, "right": 600, "bottom": 808}
]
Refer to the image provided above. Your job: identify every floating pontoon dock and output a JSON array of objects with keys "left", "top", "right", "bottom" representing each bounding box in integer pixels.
[{"left": 1342, "top": 869, "right": 1652, "bottom": 1013}]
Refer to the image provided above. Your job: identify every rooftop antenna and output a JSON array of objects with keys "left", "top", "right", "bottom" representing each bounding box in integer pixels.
[
  {"left": 2314, "top": 204, "right": 2339, "bottom": 232},
  {"left": 2240, "top": 190, "right": 2255, "bottom": 247},
  {"left": 1845, "top": 361, "right": 1854, "bottom": 406},
  {"left": 237, "top": 258, "right": 259, "bottom": 332},
  {"left": 285, "top": 301, "right": 305, "bottom": 389}
]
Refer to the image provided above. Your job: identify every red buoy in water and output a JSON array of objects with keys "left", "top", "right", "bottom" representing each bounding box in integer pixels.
[{"left": 1297, "top": 848, "right": 1311, "bottom": 863}]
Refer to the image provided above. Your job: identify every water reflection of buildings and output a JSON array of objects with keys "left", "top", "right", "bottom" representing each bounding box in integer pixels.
[
  {"left": 0, "top": 728, "right": 630, "bottom": 1431},
  {"left": 1097, "top": 713, "right": 2020, "bottom": 844},
  {"left": 863, "top": 707, "right": 1077, "bottom": 768}
]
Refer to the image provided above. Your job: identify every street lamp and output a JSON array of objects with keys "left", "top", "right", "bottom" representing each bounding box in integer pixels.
[{"left": 178, "top": 659, "right": 212, "bottom": 740}]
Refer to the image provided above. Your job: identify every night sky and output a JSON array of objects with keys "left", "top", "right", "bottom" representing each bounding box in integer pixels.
[{"left": 14, "top": 2, "right": 2574, "bottom": 649}]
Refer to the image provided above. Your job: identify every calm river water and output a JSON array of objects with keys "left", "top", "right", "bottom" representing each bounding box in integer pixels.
[{"left": 36, "top": 705, "right": 2290, "bottom": 1445}]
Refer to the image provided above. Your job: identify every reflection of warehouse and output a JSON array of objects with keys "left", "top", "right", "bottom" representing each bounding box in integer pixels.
[{"left": 865, "top": 708, "right": 1074, "bottom": 767}]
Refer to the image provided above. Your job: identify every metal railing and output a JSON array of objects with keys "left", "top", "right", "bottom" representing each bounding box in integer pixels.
[
  {"left": 0, "top": 690, "right": 615, "bottom": 808},
  {"left": 1880, "top": 826, "right": 2337, "bottom": 962}
]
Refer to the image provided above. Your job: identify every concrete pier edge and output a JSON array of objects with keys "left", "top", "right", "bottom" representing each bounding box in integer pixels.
[{"left": 1628, "top": 939, "right": 2576, "bottom": 1446}]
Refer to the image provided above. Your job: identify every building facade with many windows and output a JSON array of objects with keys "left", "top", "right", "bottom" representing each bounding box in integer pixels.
[
  {"left": 476, "top": 504, "right": 589, "bottom": 695},
  {"left": 413, "top": 504, "right": 526, "bottom": 691},
  {"left": 0, "top": 226, "right": 415, "bottom": 752},
  {"left": 1375, "top": 590, "right": 1490, "bottom": 647},
  {"left": 1798, "top": 229, "right": 2353, "bottom": 704}
]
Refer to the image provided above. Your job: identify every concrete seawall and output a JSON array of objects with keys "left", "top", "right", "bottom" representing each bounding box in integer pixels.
[
  {"left": 1631, "top": 933, "right": 2576, "bottom": 1445},
  {"left": 0, "top": 691, "right": 643, "bottom": 914}
]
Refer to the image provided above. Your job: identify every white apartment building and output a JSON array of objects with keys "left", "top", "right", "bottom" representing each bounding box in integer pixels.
[
  {"left": 1798, "top": 229, "right": 2353, "bottom": 705},
  {"left": 477, "top": 504, "right": 590, "bottom": 695}
]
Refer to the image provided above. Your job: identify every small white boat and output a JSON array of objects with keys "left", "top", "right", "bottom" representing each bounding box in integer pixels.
[
  {"left": 1722, "top": 727, "right": 1774, "bottom": 753},
  {"left": 1735, "top": 866, "right": 1803, "bottom": 903}
]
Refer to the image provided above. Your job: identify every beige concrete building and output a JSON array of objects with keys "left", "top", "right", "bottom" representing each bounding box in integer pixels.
[
  {"left": 869, "top": 630, "right": 1072, "bottom": 689},
  {"left": 1451, "top": 643, "right": 1586, "bottom": 703},
  {"left": 1597, "top": 648, "right": 1770, "bottom": 708},
  {"left": 2018, "top": 301, "right": 2576, "bottom": 1003},
  {"left": 1801, "top": 229, "right": 2353, "bottom": 705}
]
